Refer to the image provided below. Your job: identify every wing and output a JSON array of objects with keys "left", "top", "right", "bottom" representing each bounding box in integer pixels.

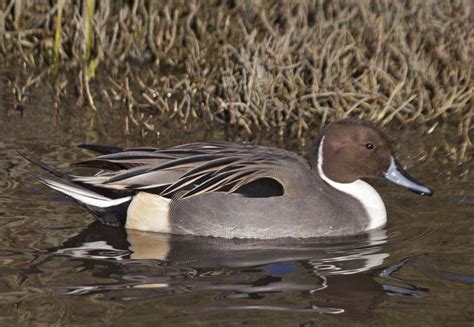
[{"left": 74, "top": 142, "right": 308, "bottom": 199}]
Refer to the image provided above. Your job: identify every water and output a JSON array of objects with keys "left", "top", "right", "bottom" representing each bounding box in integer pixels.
[{"left": 1, "top": 94, "right": 473, "bottom": 326}]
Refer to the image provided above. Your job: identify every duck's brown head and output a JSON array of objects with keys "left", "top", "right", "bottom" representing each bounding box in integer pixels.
[{"left": 310, "top": 118, "right": 432, "bottom": 196}]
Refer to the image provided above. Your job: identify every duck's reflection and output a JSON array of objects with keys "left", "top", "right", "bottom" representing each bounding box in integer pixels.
[
  {"left": 44, "top": 223, "right": 419, "bottom": 318},
  {"left": 56, "top": 222, "right": 388, "bottom": 269}
]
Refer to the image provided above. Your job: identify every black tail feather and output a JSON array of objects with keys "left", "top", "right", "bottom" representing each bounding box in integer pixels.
[
  {"left": 29, "top": 173, "right": 130, "bottom": 227},
  {"left": 20, "top": 150, "right": 133, "bottom": 227},
  {"left": 85, "top": 200, "right": 130, "bottom": 227},
  {"left": 17, "top": 150, "right": 72, "bottom": 180},
  {"left": 19, "top": 150, "right": 132, "bottom": 199}
]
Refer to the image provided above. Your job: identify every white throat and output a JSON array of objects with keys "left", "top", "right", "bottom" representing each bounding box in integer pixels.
[{"left": 317, "top": 137, "right": 387, "bottom": 230}]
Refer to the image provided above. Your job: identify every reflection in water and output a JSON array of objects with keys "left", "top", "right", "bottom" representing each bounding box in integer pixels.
[
  {"left": 53, "top": 222, "right": 389, "bottom": 268},
  {"left": 378, "top": 258, "right": 429, "bottom": 297},
  {"left": 2, "top": 96, "right": 472, "bottom": 325},
  {"left": 35, "top": 223, "right": 395, "bottom": 317}
]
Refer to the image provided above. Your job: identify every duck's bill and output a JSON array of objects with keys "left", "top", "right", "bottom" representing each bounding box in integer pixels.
[{"left": 382, "top": 157, "right": 433, "bottom": 196}]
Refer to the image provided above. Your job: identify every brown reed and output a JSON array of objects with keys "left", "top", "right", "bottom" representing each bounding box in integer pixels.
[{"left": 0, "top": 0, "right": 472, "bottom": 160}]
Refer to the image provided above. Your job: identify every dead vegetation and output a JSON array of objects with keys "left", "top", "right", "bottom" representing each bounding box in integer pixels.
[{"left": 0, "top": 0, "right": 472, "bottom": 160}]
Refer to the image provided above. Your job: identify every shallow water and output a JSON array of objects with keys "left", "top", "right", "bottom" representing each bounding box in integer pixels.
[{"left": 1, "top": 98, "right": 473, "bottom": 326}]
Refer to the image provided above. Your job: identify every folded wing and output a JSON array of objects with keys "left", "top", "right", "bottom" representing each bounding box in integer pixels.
[{"left": 75, "top": 142, "right": 291, "bottom": 199}]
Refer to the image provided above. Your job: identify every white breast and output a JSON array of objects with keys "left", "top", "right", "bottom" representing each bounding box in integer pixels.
[{"left": 317, "top": 137, "right": 387, "bottom": 230}]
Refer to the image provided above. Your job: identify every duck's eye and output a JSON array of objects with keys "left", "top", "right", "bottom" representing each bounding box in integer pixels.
[{"left": 365, "top": 143, "right": 375, "bottom": 150}]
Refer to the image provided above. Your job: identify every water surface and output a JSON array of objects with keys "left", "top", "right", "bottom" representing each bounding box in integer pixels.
[{"left": 0, "top": 96, "right": 473, "bottom": 326}]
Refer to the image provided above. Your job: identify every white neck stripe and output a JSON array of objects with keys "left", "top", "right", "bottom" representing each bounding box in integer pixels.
[{"left": 317, "top": 136, "right": 387, "bottom": 230}]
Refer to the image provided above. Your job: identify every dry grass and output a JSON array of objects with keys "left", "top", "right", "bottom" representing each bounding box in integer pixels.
[{"left": 0, "top": 0, "right": 472, "bottom": 160}]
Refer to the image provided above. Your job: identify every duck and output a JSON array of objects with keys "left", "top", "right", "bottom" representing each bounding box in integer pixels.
[{"left": 22, "top": 118, "right": 432, "bottom": 239}]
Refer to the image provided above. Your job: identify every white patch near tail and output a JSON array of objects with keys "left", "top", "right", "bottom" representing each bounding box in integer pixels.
[
  {"left": 39, "top": 178, "right": 131, "bottom": 207},
  {"left": 126, "top": 192, "right": 172, "bottom": 233}
]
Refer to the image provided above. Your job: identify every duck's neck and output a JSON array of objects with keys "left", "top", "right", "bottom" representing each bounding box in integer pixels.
[{"left": 313, "top": 136, "right": 387, "bottom": 230}]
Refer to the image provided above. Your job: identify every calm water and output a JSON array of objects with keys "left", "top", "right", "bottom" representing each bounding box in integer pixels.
[{"left": 1, "top": 96, "right": 473, "bottom": 326}]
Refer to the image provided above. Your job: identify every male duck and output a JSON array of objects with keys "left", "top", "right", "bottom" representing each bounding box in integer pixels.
[{"left": 25, "top": 118, "right": 432, "bottom": 239}]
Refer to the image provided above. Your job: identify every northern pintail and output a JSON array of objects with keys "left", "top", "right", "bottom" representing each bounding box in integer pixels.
[{"left": 23, "top": 118, "right": 432, "bottom": 238}]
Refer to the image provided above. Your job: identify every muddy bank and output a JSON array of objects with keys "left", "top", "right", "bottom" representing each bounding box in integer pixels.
[{"left": 0, "top": 1, "right": 472, "bottom": 160}]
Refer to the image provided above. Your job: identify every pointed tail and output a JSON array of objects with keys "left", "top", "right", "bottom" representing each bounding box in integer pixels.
[{"left": 20, "top": 151, "right": 132, "bottom": 227}]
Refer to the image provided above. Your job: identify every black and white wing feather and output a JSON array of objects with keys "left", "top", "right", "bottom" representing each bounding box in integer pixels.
[{"left": 74, "top": 142, "right": 298, "bottom": 199}]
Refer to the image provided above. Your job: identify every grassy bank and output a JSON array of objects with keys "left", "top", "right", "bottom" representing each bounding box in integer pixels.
[{"left": 0, "top": 1, "right": 472, "bottom": 160}]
